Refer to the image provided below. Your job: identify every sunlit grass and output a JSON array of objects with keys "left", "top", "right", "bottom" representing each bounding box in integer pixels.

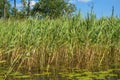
[{"left": 0, "top": 14, "right": 120, "bottom": 75}]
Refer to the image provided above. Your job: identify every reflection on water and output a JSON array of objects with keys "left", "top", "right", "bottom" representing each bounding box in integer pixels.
[{"left": 0, "top": 68, "right": 120, "bottom": 80}]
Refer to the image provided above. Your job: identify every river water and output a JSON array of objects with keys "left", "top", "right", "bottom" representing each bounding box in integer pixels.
[{"left": 0, "top": 67, "right": 120, "bottom": 80}]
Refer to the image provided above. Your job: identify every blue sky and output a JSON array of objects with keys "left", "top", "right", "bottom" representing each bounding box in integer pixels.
[
  {"left": 10, "top": 0, "right": 120, "bottom": 18},
  {"left": 72, "top": 0, "right": 120, "bottom": 18}
]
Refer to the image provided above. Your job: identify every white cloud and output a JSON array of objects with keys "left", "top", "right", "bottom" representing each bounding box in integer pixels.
[
  {"left": 78, "top": 0, "right": 91, "bottom": 3},
  {"left": 30, "top": 1, "right": 37, "bottom": 6},
  {"left": 16, "top": 1, "right": 37, "bottom": 8},
  {"left": 16, "top": 3, "right": 22, "bottom": 8},
  {"left": 68, "top": 0, "right": 91, "bottom": 3},
  {"left": 68, "top": 0, "right": 76, "bottom": 3}
]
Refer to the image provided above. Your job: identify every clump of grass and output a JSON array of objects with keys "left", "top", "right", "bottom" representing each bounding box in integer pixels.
[{"left": 0, "top": 14, "right": 120, "bottom": 74}]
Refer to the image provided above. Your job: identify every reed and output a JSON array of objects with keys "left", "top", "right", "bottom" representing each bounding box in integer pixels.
[{"left": 0, "top": 14, "right": 120, "bottom": 74}]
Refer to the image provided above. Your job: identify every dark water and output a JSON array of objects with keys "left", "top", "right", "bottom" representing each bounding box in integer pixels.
[{"left": 0, "top": 68, "right": 120, "bottom": 80}]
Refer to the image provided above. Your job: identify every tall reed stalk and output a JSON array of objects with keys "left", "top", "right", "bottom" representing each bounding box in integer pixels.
[{"left": 0, "top": 14, "right": 120, "bottom": 74}]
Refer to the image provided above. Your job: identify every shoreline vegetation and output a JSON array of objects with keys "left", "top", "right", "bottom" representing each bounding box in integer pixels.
[{"left": 0, "top": 13, "right": 120, "bottom": 76}]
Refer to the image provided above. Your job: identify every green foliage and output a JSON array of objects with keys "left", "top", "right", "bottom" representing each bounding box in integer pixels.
[
  {"left": 32, "top": 0, "right": 76, "bottom": 18},
  {"left": 0, "top": 0, "right": 11, "bottom": 18},
  {"left": 0, "top": 14, "right": 120, "bottom": 73},
  {"left": 20, "top": 0, "right": 28, "bottom": 17}
]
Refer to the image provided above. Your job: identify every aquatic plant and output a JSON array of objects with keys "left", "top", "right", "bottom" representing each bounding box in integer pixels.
[{"left": 0, "top": 14, "right": 120, "bottom": 75}]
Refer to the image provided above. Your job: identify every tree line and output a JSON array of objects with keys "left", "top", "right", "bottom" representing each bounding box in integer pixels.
[{"left": 0, "top": 0, "right": 76, "bottom": 19}]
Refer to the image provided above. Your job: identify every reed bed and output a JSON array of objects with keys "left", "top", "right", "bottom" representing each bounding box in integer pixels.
[{"left": 0, "top": 14, "right": 120, "bottom": 73}]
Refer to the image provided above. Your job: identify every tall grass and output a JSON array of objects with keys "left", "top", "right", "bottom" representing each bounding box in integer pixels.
[{"left": 0, "top": 14, "right": 120, "bottom": 74}]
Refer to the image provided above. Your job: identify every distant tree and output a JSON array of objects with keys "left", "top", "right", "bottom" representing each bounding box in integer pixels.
[
  {"left": 21, "top": 0, "right": 27, "bottom": 16},
  {"left": 14, "top": 0, "right": 17, "bottom": 16},
  {"left": 31, "top": 0, "right": 76, "bottom": 18},
  {"left": 27, "top": 0, "right": 30, "bottom": 16},
  {"left": 21, "top": 0, "right": 31, "bottom": 17},
  {"left": 10, "top": 0, "right": 17, "bottom": 17},
  {"left": 0, "top": 0, "right": 11, "bottom": 18},
  {"left": 3, "top": 0, "right": 7, "bottom": 18}
]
